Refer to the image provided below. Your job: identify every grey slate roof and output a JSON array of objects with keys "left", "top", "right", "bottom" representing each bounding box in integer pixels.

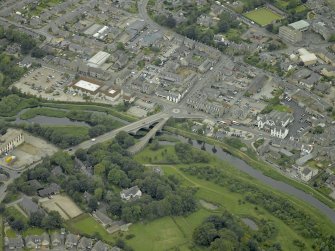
[
  {"left": 38, "top": 183, "right": 61, "bottom": 197},
  {"left": 19, "top": 196, "right": 40, "bottom": 216}
]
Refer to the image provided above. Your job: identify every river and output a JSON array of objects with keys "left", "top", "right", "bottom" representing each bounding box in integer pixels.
[
  {"left": 16, "top": 115, "right": 91, "bottom": 127},
  {"left": 161, "top": 134, "right": 335, "bottom": 224}
]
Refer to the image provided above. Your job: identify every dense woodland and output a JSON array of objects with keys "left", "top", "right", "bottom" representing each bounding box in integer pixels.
[{"left": 193, "top": 212, "right": 281, "bottom": 251}]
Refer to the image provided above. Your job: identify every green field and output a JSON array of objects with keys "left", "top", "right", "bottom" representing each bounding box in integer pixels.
[
  {"left": 244, "top": 8, "right": 283, "bottom": 26},
  {"left": 44, "top": 125, "right": 90, "bottom": 138},
  {"left": 66, "top": 214, "right": 111, "bottom": 241},
  {"left": 129, "top": 145, "right": 335, "bottom": 251},
  {"left": 20, "top": 107, "right": 67, "bottom": 120}
]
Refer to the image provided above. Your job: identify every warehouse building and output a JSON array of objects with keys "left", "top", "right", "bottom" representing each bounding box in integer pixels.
[
  {"left": 87, "top": 51, "right": 111, "bottom": 68},
  {"left": 279, "top": 26, "right": 302, "bottom": 43},
  {"left": 0, "top": 129, "right": 24, "bottom": 155}
]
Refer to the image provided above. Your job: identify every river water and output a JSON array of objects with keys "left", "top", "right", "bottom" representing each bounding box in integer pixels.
[
  {"left": 15, "top": 115, "right": 90, "bottom": 127},
  {"left": 164, "top": 134, "right": 335, "bottom": 224}
]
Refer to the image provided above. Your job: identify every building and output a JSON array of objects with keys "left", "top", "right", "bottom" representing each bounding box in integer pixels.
[
  {"left": 104, "top": 87, "right": 122, "bottom": 102},
  {"left": 257, "top": 111, "right": 294, "bottom": 139},
  {"left": 93, "top": 210, "right": 113, "bottom": 228},
  {"left": 5, "top": 236, "right": 24, "bottom": 250},
  {"left": 92, "top": 240, "right": 111, "bottom": 251},
  {"left": 70, "top": 78, "right": 103, "bottom": 96},
  {"left": 77, "top": 237, "right": 93, "bottom": 250},
  {"left": 51, "top": 232, "right": 63, "bottom": 247},
  {"left": 288, "top": 20, "right": 310, "bottom": 32},
  {"left": 300, "top": 167, "right": 318, "bottom": 182},
  {"left": 298, "top": 48, "right": 318, "bottom": 66},
  {"left": 0, "top": 129, "right": 24, "bottom": 155},
  {"left": 38, "top": 183, "right": 61, "bottom": 197},
  {"left": 270, "top": 126, "right": 289, "bottom": 139},
  {"left": 279, "top": 26, "right": 302, "bottom": 43},
  {"left": 25, "top": 233, "right": 49, "bottom": 249},
  {"left": 87, "top": 51, "right": 111, "bottom": 68},
  {"left": 312, "top": 21, "right": 334, "bottom": 41},
  {"left": 19, "top": 196, "right": 42, "bottom": 216},
  {"left": 65, "top": 234, "right": 79, "bottom": 249},
  {"left": 120, "top": 186, "right": 142, "bottom": 200}
]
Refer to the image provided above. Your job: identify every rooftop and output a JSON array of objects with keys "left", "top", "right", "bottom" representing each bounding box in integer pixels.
[
  {"left": 289, "top": 20, "right": 310, "bottom": 30},
  {"left": 87, "top": 51, "right": 111, "bottom": 67},
  {"left": 74, "top": 80, "right": 102, "bottom": 93},
  {"left": 0, "top": 128, "right": 23, "bottom": 147}
]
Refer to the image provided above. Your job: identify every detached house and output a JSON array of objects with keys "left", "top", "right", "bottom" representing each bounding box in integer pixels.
[
  {"left": 5, "top": 235, "right": 24, "bottom": 250},
  {"left": 120, "top": 186, "right": 142, "bottom": 201}
]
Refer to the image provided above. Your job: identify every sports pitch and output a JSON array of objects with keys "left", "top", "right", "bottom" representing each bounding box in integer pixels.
[{"left": 244, "top": 8, "right": 283, "bottom": 26}]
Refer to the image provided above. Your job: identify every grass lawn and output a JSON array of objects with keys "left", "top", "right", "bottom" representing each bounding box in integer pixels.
[
  {"left": 127, "top": 209, "right": 214, "bottom": 251},
  {"left": 20, "top": 107, "right": 67, "bottom": 120},
  {"left": 244, "top": 8, "right": 283, "bottom": 26},
  {"left": 295, "top": 4, "right": 308, "bottom": 13},
  {"left": 22, "top": 227, "right": 45, "bottom": 237},
  {"left": 66, "top": 214, "right": 111, "bottom": 242},
  {"left": 273, "top": 104, "right": 292, "bottom": 112},
  {"left": 5, "top": 228, "right": 17, "bottom": 238},
  {"left": 5, "top": 207, "right": 28, "bottom": 224},
  {"left": 44, "top": 125, "right": 89, "bottom": 138},
  {"left": 42, "top": 102, "right": 137, "bottom": 122}
]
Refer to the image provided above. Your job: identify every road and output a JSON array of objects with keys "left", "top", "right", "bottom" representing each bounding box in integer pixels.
[
  {"left": 128, "top": 116, "right": 170, "bottom": 155},
  {"left": 0, "top": 160, "right": 43, "bottom": 202},
  {"left": 67, "top": 112, "right": 170, "bottom": 152}
]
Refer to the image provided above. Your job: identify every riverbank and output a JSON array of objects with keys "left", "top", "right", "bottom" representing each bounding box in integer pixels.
[{"left": 164, "top": 126, "right": 335, "bottom": 212}]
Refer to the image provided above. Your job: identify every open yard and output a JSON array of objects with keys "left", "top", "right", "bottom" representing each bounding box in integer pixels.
[
  {"left": 244, "top": 8, "right": 283, "bottom": 26},
  {"left": 39, "top": 195, "right": 83, "bottom": 220},
  {"left": 0, "top": 133, "right": 58, "bottom": 169},
  {"left": 66, "top": 214, "right": 111, "bottom": 241}
]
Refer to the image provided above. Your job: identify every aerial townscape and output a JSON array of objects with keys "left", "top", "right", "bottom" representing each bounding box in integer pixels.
[{"left": 0, "top": 0, "right": 334, "bottom": 250}]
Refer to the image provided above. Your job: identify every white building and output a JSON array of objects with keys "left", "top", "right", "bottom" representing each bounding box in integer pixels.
[
  {"left": 120, "top": 186, "right": 142, "bottom": 201},
  {"left": 69, "top": 78, "right": 103, "bottom": 96},
  {"left": 270, "top": 127, "right": 289, "bottom": 139},
  {"left": 298, "top": 48, "right": 318, "bottom": 65},
  {"left": 0, "top": 129, "right": 24, "bottom": 155},
  {"left": 257, "top": 111, "right": 293, "bottom": 139}
]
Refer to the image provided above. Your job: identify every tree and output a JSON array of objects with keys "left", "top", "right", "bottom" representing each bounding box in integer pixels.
[
  {"left": 108, "top": 168, "right": 130, "bottom": 188},
  {"left": 165, "top": 16, "right": 177, "bottom": 28},
  {"left": 329, "top": 34, "right": 335, "bottom": 42},
  {"left": 31, "top": 47, "right": 46, "bottom": 58},
  {"left": 75, "top": 148, "right": 87, "bottom": 161},
  {"left": 115, "top": 131, "right": 135, "bottom": 148},
  {"left": 88, "top": 197, "right": 98, "bottom": 212},
  {"left": 11, "top": 220, "right": 26, "bottom": 231},
  {"left": 122, "top": 205, "right": 142, "bottom": 222},
  {"left": 29, "top": 211, "right": 44, "bottom": 227},
  {"left": 42, "top": 211, "right": 63, "bottom": 229},
  {"left": 193, "top": 222, "right": 219, "bottom": 246}
]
